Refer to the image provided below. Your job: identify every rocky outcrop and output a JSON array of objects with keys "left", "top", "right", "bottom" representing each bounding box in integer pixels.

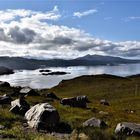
[
  {"left": 83, "top": 117, "right": 107, "bottom": 128},
  {"left": 0, "top": 66, "right": 14, "bottom": 75},
  {"left": 60, "top": 96, "right": 89, "bottom": 108},
  {"left": 0, "top": 81, "right": 10, "bottom": 87},
  {"left": 115, "top": 122, "right": 140, "bottom": 136},
  {"left": 0, "top": 95, "right": 12, "bottom": 105},
  {"left": 25, "top": 103, "right": 60, "bottom": 131},
  {"left": 10, "top": 98, "right": 30, "bottom": 115},
  {"left": 20, "top": 87, "right": 40, "bottom": 96}
]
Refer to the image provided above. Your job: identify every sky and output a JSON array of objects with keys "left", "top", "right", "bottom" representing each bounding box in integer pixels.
[{"left": 0, "top": 0, "right": 140, "bottom": 59}]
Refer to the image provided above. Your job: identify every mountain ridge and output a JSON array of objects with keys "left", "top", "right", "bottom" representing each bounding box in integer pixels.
[{"left": 0, "top": 55, "right": 139, "bottom": 70}]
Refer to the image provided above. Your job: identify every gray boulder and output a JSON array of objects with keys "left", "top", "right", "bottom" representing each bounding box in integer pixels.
[
  {"left": 20, "top": 87, "right": 39, "bottom": 96},
  {"left": 25, "top": 103, "right": 60, "bottom": 131},
  {"left": 83, "top": 117, "right": 107, "bottom": 128},
  {"left": 10, "top": 98, "right": 30, "bottom": 115},
  {"left": 115, "top": 122, "right": 140, "bottom": 136},
  {"left": 100, "top": 99, "right": 110, "bottom": 106},
  {"left": 0, "top": 81, "right": 10, "bottom": 87},
  {"left": 60, "top": 95, "right": 89, "bottom": 108}
]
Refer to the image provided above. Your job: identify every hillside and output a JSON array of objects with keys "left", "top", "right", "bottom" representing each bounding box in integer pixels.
[
  {"left": 0, "top": 55, "right": 139, "bottom": 70},
  {"left": 0, "top": 74, "right": 140, "bottom": 139}
]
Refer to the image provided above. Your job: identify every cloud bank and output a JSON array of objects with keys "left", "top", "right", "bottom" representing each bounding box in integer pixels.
[{"left": 0, "top": 7, "right": 140, "bottom": 59}]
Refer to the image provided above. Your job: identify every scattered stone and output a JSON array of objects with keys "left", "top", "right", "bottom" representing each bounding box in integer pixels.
[
  {"left": 60, "top": 96, "right": 89, "bottom": 108},
  {"left": 47, "top": 92, "right": 60, "bottom": 100},
  {"left": 10, "top": 98, "right": 30, "bottom": 115},
  {"left": 0, "top": 81, "right": 10, "bottom": 87},
  {"left": 100, "top": 99, "right": 110, "bottom": 106},
  {"left": 115, "top": 122, "right": 140, "bottom": 136},
  {"left": 99, "top": 111, "right": 109, "bottom": 115},
  {"left": 71, "top": 129, "right": 89, "bottom": 140},
  {"left": 0, "top": 95, "right": 12, "bottom": 105},
  {"left": 83, "top": 117, "right": 107, "bottom": 128},
  {"left": 0, "top": 125, "right": 5, "bottom": 130},
  {"left": 25, "top": 103, "right": 60, "bottom": 131},
  {"left": 0, "top": 66, "right": 14, "bottom": 75},
  {"left": 20, "top": 87, "right": 40, "bottom": 96}
]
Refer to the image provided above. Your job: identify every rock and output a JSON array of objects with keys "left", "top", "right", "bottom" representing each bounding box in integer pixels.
[
  {"left": 99, "top": 111, "right": 109, "bottom": 115},
  {"left": 25, "top": 103, "right": 60, "bottom": 131},
  {"left": 20, "top": 87, "right": 40, "bottom": 96},
  {"left": 47, "top": 92, "right": 60, "bottom": 100},
  {"left": 0, "top": 95, "right": 12, "bottom": 105},
  {"left": 115, "top": 122, "right": 140, "bottom": 136},
  {"left": 10, "top": 98, "right": 30, "bottom": 115},
  {"left": 100, "top": 99, "right": 110, "bottom": 106},
  {"left": 83, "top": 117, "right": 107, "bottom": 128},
  {"left": 0, "top": 125, "right": 5, "bottom": 130},
  {"left": 60, "top": 95, "right": 89, "bottom": 108},
  {"left": 0, "top": 66, "right": 14, "bottom": 75},
  {"left": 0, "top": 81, "right": 10, "bottom": 87}
]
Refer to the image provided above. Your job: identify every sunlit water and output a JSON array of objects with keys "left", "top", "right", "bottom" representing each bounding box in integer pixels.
[{"left": 0, "top": 63, "right": 139, "bottom": 89}]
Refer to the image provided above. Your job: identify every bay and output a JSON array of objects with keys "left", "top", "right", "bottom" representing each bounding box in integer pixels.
[{"left": 0, "top": 63, "right": 139, "bottom": 89}]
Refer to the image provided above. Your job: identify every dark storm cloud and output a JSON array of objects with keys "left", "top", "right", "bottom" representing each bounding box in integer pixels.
[
  {"left": 8, "top": 26, "right": 36, "bottom": 44},
  {"left": 53, "top": 36, "right": 73, "bottom": 45}
]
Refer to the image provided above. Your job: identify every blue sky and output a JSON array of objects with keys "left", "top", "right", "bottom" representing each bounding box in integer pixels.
[
  {"left": 1, "top": 0, "right": 140, "bottom": 41},
  {"left": 0, "top": 0, "right": 140, "bottom": 59}
]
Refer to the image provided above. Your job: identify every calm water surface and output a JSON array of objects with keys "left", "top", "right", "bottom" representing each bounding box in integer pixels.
[{"left": 0, "top": 63, "right": 139, "bottom": 89}]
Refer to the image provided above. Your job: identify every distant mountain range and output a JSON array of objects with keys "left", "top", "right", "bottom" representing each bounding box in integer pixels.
[{"left": 0, "top": 55, "right": 139, "bottom": 70}]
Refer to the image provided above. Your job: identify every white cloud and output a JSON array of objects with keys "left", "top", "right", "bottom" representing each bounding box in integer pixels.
[
  {"left": 123, "top": 16, "right": 140, "bottom": 22},
  {"left": 0, "top": 9, "right": 139, "bottom": 59},
  {"left": 73, "top": 9, "right": 97, "bottom": 18}
]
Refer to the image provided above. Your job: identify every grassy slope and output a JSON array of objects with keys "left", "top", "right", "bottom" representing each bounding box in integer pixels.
[{"left": 0, "top": 74, "right": 140, "bottom": 139}]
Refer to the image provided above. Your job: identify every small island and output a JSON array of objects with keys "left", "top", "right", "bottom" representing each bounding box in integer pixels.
[{"left": 42, "top": 71, "right": 70, "bottom": 75}]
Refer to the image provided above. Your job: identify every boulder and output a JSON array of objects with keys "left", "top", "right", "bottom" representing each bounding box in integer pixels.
[
  {"left": 100, "top": 99, "right": 110, "bottom": 106},
  {"left": 25, "top": 103, "right": 60, "bottom": 131},
  {"left": 0, "top": 95, "right": 12, "bottom": 105},
  {"left": 47, "top": 92, "right": 60, "bottom": 100},
  {"left": 115, "top": 122, "right": 140, "bottom": 136},
  {"left": 10, "top": 98, "right": 30, "bottom": 115},
  {"left": 0, "top": 66, "right": 14, "bottom": 75},
  {"left": 83, "top": 117, "right": 107, "bottom": 128},
  {"left": 60, "top": 96, "right": 89, "bottom": 108},
  {"left": 20, "top": 87, "right": 39, "bottom": 96},
  {"left": 0, "top": 81, "right": 10, "bottom": 87}
]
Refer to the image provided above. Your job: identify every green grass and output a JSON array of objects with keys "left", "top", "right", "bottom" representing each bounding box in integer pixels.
[{"left": 0, "top": 74, "right": 140, "bottom": 139}]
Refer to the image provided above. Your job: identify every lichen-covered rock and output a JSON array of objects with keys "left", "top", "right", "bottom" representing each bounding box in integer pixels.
[
  {"left": 83, "top": 117, "right": 107, "bottom": 128},
  {"left": 115, "top": 122, "right": 140, "bottom": 136},
  {"left": 25, "top": 103, "right": 60, "bottom": 131},
  {"left": 10, "top": 98, "right": 30, "bottom": 115}
]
